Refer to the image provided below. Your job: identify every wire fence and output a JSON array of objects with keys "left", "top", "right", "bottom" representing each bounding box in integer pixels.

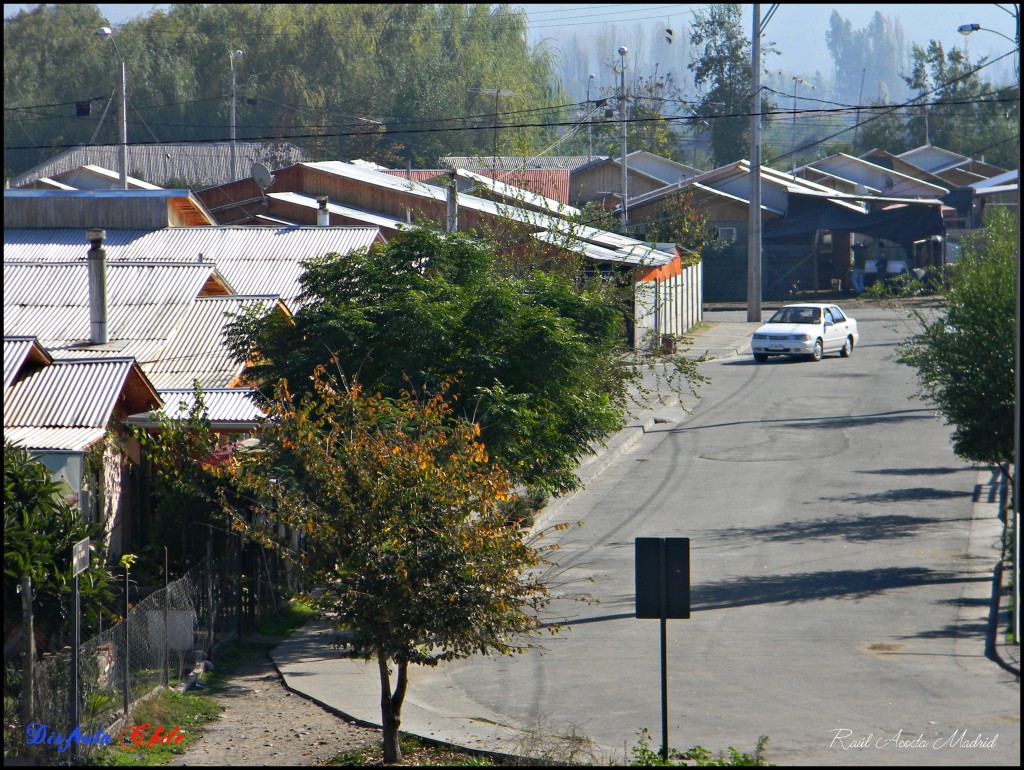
[{"left": 4, "top": 534, "right": 291, "bottom": 763}]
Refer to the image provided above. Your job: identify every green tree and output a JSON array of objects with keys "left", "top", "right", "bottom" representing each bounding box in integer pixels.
[
  {"left": 688, "top": 4, "right": 775, "bottom": 167},
  {"left": 128, "top": 384, "right": 225, "bottom": 569},
  {"left": 643, "top": 188, "right": 713, "bottom": 254},
  {"left": 896, "top": 208, "right": 1016, "bottom": 477},
  {"left": 222, "top": 367, "right": 555, "bottom": 764},
  {"left": 226, "top": 226, "right": 663, "bottom": 496},
  {"left": 4, "top": 442, "right": 115, "bottom": 648}
]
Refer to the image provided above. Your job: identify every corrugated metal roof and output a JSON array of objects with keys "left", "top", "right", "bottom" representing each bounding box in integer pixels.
[
  {"left": 4, "top": 336, "right": 52, "bottom": 391},
  {"left": 3, "top": 357, "right": 137, "bottom": 428},
  {"left": 144, "top": 296, "right": 282, "bottom": 389},
  {"left": 4, "top": 227, "right": 156, "bottom": 261},
  {"left": 379, "top": 168, "right": 571, "bottom": 204},
  {"left": 10, "top": 142, "right": 304, "bottom": 189},
  {"left": 113, "top": 226, "right": 382, "bottom": 302},
  {"left": 442, "top": 156, "right": 604, "bottom": 172},
  {"left": 4, "top": 261, "right": 217, "bottom": 356},
  {"left": 455, "top": 169, "right": 579, "bottom": 216},
  {"left": 4, "top": 426, "right": 107, "bottom": 451},
  {"left": 532, "top": 231, "right": 673, "bottom": 267},
  {"left": 267, "top": 193, "right": 409, "bottom": 233},
  {"left": 155, "top": 388, "right": 264, "bottom": 424}
]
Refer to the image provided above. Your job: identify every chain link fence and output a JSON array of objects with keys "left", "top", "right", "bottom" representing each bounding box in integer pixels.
[{"left": 4, "top": 535, "right": 291, "bottom": 763}]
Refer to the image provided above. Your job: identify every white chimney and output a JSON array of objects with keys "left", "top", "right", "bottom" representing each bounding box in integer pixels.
[
  {"left": 87, "top": 228, "right": 108, "bottom": 344},
  {"left": 316, "top": 195, "right": 330, "bottom": 226}
]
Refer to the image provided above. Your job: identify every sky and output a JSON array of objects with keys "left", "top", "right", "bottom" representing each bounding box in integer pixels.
[{"left": 3, "top": 3, "right": 1018, "bottom": 81}]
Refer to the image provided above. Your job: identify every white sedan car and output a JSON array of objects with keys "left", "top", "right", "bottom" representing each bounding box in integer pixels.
[{"left": 751, "top": 303, "right": 859, "bottom": 362}]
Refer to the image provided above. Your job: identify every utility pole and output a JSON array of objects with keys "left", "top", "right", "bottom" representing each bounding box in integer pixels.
[
  {"left": 98, "top": 27, "right": 127, "bottom": 189},
  {"left": 229, "top": 50, "right": 243, "bottom": 181},
  {"left": 747, "top": 4, "right": 762, "bottom": 322},
  {"left": 618, "top": 46, "right": 629, "bottom": 235}
]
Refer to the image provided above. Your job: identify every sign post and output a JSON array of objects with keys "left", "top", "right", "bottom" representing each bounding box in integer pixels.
[
  {"left": 636, "top": 537, "right": 690, "bottom": 763},
  {"left": 70, "top": 537, "right": 89, "bottom": 760}
]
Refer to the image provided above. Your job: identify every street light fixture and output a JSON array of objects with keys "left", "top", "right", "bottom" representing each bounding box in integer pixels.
[
  {"left": 97, "top": 26, "right": 127, "bottom": 190},
  {"left": 229, "top": 49, "right": 244, "bottom": 181},
  {"left": 587, "top": 73, "right": 596, "bottom": 161}
]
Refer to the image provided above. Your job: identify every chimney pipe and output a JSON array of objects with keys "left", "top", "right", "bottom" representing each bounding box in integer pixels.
[
  {"left": 316, "top": 195, "right": 330, "bottom": 226},
  {"left": 87, "top": 228, "right": 108, "bottom": 344}
]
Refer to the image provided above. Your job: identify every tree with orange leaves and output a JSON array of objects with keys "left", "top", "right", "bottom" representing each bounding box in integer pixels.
[{"left": 220, "top": 365, "right": 559, "bottom": 764}]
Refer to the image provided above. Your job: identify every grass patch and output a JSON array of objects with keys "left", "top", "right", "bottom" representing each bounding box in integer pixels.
[
  {"left": 88, "top": 689, "right": 221, "bottom": 766},
  {"left": 330, "top": 733, "right": 498, "bottom": 766},
  {"left": 255, "top": 597, "right": 317, "bottom": 638}
]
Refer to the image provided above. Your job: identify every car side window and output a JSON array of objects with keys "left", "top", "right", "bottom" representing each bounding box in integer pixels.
[
  {"left": 830, "top": 306, "right": 845, "bottom": 322},
  {"left": 824, "top": 309, "right": 834, "bottom": 324}
]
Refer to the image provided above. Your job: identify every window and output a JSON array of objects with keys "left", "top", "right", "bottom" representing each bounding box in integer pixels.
[
  {"left": 718, "top": 227, "right": 737, "bottom": 244},
  {"left": 830, "top": 306, "right": 845, "bottom": 322}
]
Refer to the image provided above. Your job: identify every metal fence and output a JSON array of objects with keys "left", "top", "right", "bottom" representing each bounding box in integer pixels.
[{"left": 4, "top": 535, "right": 290, "bottom": 763}]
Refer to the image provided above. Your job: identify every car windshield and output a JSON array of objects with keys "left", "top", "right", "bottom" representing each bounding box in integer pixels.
[{"left": 768, "top": 307, "right": 821, "bottom": 324}]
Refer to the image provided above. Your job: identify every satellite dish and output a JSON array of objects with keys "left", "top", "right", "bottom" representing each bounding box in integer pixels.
[
  {"left": 251, "top": 162, "right": 275, "bottom": 191},
  {"left": 880, "top": 173, "right": 895, "bottom": 193}
]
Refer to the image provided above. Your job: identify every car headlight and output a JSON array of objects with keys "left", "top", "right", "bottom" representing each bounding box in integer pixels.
[
  {"left": 753, "top": 333, "right": 767, "bottom": 340},
  {"left": 793, "top": 334, "right": 812, "bottom": 341}
]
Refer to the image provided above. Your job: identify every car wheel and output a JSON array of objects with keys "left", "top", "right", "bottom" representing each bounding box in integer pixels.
[
  {"left": 840, "top": 337, "right": 853, "bottom": 357},
  {"left": 809, "top": 338, "right": 823, "bottom": 361},
  {"left": 753, "top": 352, "right": 768, "bottom": 362}
]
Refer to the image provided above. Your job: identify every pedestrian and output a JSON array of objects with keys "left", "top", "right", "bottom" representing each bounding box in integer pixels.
[{"left": 851, "top": 241, "right": 867, "bottom": 294}]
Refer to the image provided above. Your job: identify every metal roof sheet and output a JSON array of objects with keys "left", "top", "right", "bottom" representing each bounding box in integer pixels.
[
  {"left": 4, "top": 336, "right": 52, "bottom": 391},
  {"left": 4, "top": 426, "right": 107, "bottom": 451},
  {"left": 3, "top": 357, "right": 137, "bottom": 428},
  {"left": 144, "top": 296, "right": 281, "bottom": 389},
  {"left": 5, "top": 226, "right": 379, "bottom": 306},
  {"left": 4, "top": 228, "right": 155, "bottom": 261},
  {"left": 154, "top": 388, "right": 264, "bottom": 424},
  {"left": 4, "top": 261, "right": 217, "bottom": 356},
  {"left": 267, "top": 193, "right": 409, "bottom": 233},
  {"left": 10, "top": 141, "right": 304, "bottom": 189},
  {"left": 455, "top": 169, "right": 579, "bottom": 216},
  {"left": 442, "top": 156, "right": 604, "bottom": 172}
]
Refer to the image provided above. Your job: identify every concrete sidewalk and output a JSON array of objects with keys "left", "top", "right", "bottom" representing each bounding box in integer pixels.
[{"left": 266, "top": 312, "right": 1018, "bottom": 760}]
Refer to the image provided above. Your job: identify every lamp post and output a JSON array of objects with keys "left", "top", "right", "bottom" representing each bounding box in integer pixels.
[
  {"left": 97, "top": 27, "right": 127, "bottom": 190},
  {"left": 229, "top": 49, "right": 243, "bottom": 181},
  {"left": 587, "top": 73, "right": 596, "bottom": 161},
  {"left": 959, "top": 8, "right": 1021, "bottom": 644},
  {"left": 790, "top": 75, "right": 816, "bottom": 165},
  {"left": 618, "top": 46, "right": 629, "bottom": 235}
]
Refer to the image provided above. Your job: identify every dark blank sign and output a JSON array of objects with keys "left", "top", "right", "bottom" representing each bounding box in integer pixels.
[{"left": 635, "top": 537, "right": 690, "bottom": 619}]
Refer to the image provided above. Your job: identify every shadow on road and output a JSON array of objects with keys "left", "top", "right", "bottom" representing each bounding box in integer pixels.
[
  {"left": 663, "top": 408, "right": 936, "bottom": 435},
  {"left": 695, "top": 512, "right": 973, "bottom": 545},
  {"left": 689, "top": 566, "right": 988, "bottom": 611}
]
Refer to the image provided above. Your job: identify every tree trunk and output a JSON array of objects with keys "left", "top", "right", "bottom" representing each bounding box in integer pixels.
[{"left": 378, "top": 653, "right": 406, "bottom": 763}]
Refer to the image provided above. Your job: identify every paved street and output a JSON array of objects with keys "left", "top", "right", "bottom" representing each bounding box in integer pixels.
[
  {"left": 273, "top": 304, "right": 1019, "bottom": 766},
  {"left": 438, "top": 304, "right": 1019, "bottom": 765}
]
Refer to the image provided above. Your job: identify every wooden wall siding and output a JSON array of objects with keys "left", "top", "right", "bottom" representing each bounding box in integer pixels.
[
  {"left": 4, "top": 195, "right": 211, "bottom": 229},
  {"left": 570, "top": 164, "right": 666, "bottom": 205}
]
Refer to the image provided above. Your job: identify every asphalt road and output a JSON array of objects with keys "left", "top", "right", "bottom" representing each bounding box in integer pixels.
[{"left": 442, "top": 304, "right": 1020, "bottom": 766}]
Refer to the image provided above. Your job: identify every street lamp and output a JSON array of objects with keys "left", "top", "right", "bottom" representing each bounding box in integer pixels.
[
  {"left": 229, "top": 49, "right": 243, "bottom": 181},
  {"left": 618, "top": 46, "right": 629, "bottom": 235},
  {"left": 587, "top": 73, "right": 596, "bottom": 161},
  {"left": 958, "top": 10, "right": 1021, "bottom": 644},
  {"left": 790, "top": 75, "right": 816, "bottom": 164},
  {"left": 97, "top": 26, "right": 127, "bottom": 190}
]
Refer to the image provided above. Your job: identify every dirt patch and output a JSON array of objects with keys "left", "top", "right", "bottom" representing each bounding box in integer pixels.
[{"left": 168, "top": 646, "right": 379, "bottom": 766}]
